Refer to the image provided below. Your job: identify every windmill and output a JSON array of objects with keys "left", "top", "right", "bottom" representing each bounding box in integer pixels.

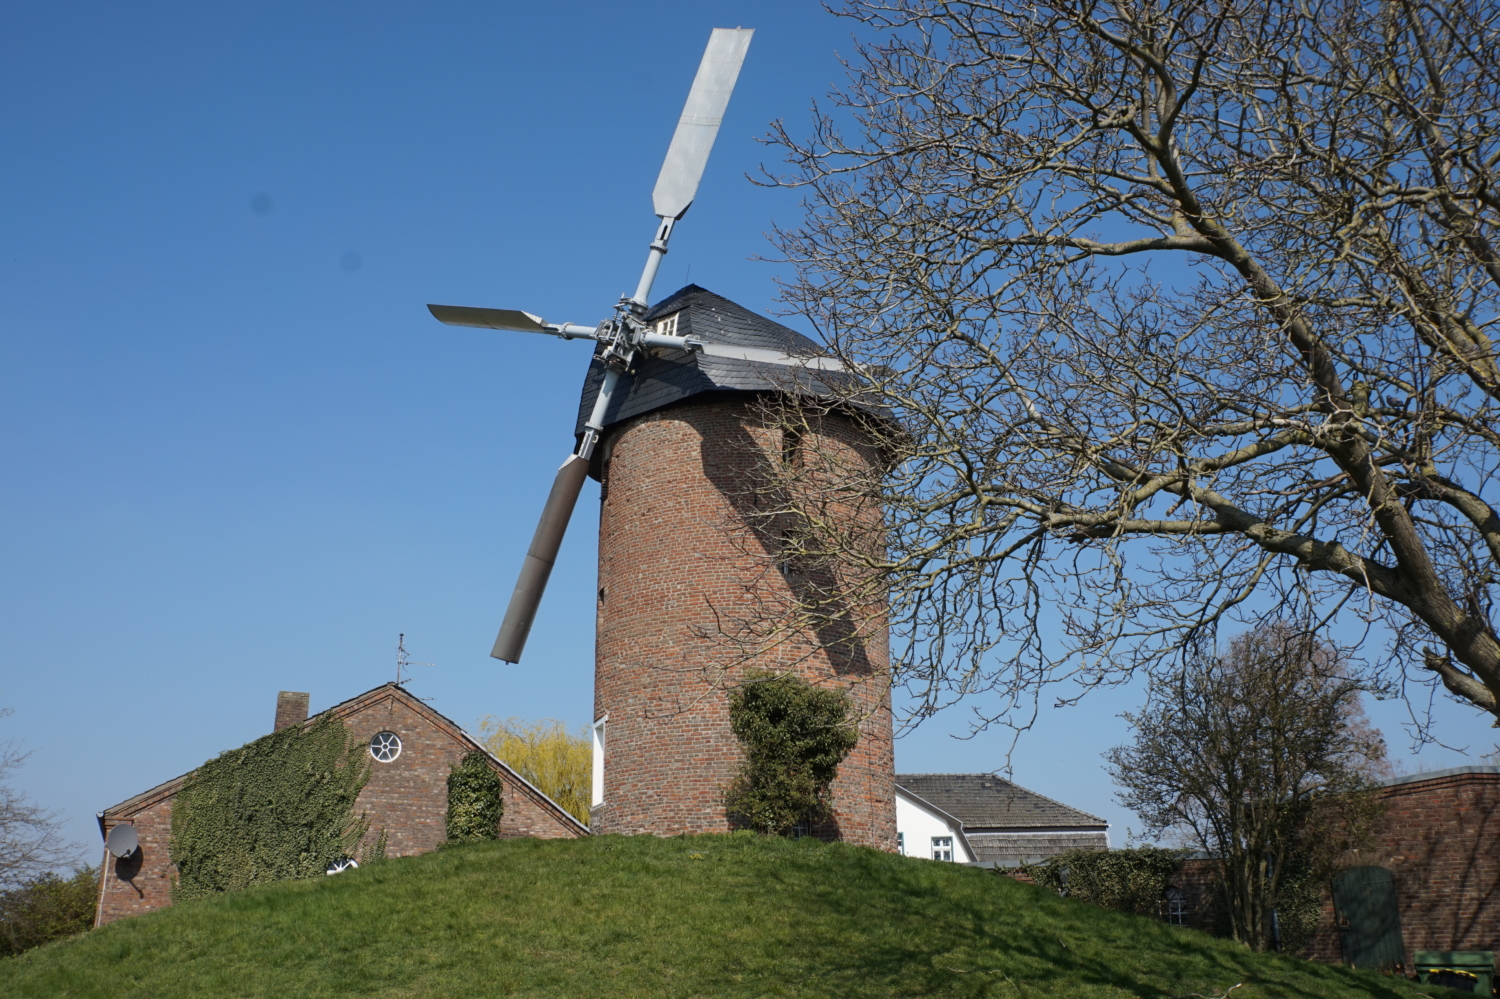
[{"left": 429, "top": 28, "right": 895, "bottom": 846}]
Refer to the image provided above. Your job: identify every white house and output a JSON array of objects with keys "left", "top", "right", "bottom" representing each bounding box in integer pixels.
[
  {"left": 895, "top": 773, "right": 1109, "bottom": 867},
  {"left": 895, "top": 783, "right": 976, "bottom": 862}
]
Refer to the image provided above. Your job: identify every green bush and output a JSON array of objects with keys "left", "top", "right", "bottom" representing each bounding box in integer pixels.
[
  {"left": 169, "top": 714, "right": 371, "bottom": 900},
  {"left": 1269, "top": 854, "right": 1326, "bottom": 954},
  {"left": 1024, "top": 847, "right": 1187, "bottom": 917},
  {"left": 0, "top": 866, "right": 98, "bottom": 956},
  {"left": 724, "top": 670, "right": 859, "bottom": 836},
  {"left": 445, "top": 752, "right": 503, "bottom": 844}
]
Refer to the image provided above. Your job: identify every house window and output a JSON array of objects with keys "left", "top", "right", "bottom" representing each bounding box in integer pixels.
[
  {"left": 1165, "top": 887, "right": 1187, "bottom": 926},
  {"left": 369, "top": 732, "right": 402, "bottom": 762},
  {"left": 931, "top": 836, "right": 953, "bottom": 862},
  {"left": 591, "top": 717, "right": 607, "bottom": 807},
  {"left": 897, "top": 832, "right": 905, "bottom": 856},
  {"left": 654, "top": 313, "right": 679, "bottom": 336}
]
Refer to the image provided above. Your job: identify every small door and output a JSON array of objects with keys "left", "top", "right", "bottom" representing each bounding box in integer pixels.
[{"left": 1332, "top": 866, "right": 1405, "bottom": 970}]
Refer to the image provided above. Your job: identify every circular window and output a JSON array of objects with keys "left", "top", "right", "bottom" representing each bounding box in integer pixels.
[
  {"left": 325, "top": 857, "right": 359, "bottom": 875},
  {"left": 369, "top": 731, "right": 402, "bottom": 762}
]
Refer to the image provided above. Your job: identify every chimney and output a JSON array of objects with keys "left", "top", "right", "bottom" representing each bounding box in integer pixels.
[{"left": 274, "top": 691, "right": 310, "bottom": 732}]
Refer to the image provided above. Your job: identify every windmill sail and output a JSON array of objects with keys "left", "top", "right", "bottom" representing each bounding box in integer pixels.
[
  {"left": 652, "top": 28, "right": 753, "bottom": 221},
  {"left": 491, "top": 454, "right": 591, "bottom": 663}
]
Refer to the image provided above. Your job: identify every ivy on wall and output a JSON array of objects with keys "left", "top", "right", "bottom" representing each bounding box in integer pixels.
[
  {"left": 724, "top": 670, "right": 859, "bottom": 836},
  {"left": 445, "top": 751, "right": 503, "bottom": 844},
  {"left": 169, "top": 715, "right": 371, "bottom": 901}
]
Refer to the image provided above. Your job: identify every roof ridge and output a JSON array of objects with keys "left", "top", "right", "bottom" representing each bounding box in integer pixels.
[{"left": 895, "top": 772, "right": 1107, "bottom": 827}]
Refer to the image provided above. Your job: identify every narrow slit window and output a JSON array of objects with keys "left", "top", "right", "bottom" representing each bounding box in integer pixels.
[{"left": 591, "top": 717, "right": 607, "bottom": 808}]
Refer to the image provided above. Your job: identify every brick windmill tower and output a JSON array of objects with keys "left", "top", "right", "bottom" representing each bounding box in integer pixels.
[{"left": 428, "top": 29, "right": 895, "bottom": 850}]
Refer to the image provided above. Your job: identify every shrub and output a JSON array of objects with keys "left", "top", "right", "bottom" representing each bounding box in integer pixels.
[
  {"left": 1024, "top": 847, "right": 1187, "bottom": 917},
  {"left": 0, "top": 866, "right": 98, "bottom": 956},
  {"left": 170, "top": 714, "right": 370, "bottom": 900},
  {"left": 446, "top": 752, "right": 503, "bottom": 844},
  {"left": 724, "top": 670, "right": 859, "bottom": 836}
]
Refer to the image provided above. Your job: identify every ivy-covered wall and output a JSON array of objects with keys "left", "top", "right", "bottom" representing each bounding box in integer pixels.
[
  {"left": 446, "top": 751, "right": 503, "bottom": 844},
  {"left": 169, "top": 714, "right": 371, "bottom": 900}
]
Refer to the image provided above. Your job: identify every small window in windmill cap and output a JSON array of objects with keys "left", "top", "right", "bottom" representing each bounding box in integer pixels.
[{"left": 106, "top": 824, "right": 139, "bottom": 858}]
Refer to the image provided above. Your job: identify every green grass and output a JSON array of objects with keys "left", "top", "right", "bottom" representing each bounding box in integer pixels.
[{"left": 0, "top": 833, "right": 1445, "bottom": 998}]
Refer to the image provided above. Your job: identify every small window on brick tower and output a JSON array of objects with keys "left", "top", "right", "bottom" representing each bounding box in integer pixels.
[
  {"left": 931, "top": 836, "right": 953, "bottom": 862},
  {"left": 369, "top": 731, "right": 402, "bottom": 762}
]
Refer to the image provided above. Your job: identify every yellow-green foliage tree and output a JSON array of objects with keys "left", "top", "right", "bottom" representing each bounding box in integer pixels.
[{"left": 479, "top": 718, "right": 589, "bottom": 825}]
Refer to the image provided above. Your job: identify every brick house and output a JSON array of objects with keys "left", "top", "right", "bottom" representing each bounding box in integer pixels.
[{"left": 94, "top": 683, "right": 586, "bottom": 926}]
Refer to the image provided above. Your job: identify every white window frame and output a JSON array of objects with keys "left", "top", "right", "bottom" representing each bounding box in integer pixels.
[
  {"left": 591, "top": 716, "right": 607, "bottom": 807},
  {"left": 897, "top": 831, "right": 905, "bottom": 856},
  {"left": 931, "top": 836, "right": 953, "bottom": 862},
  {"left": 369, "top": 731, "right": 402, "bottom": 762}
]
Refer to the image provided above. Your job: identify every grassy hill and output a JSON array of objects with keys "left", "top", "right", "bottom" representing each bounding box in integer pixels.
[{"left": 0, "top": 833, "right": 1447, "bottom": 998}]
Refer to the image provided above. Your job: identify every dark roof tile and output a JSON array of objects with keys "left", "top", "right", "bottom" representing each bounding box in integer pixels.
[
  {"left": 896, "top": 773, "right": 1107, "bottom": 831},
  {"left": 573, "top": 285, "right": 860, "bottom": 438}
]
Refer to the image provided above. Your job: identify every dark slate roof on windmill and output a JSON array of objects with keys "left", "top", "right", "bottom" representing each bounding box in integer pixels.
[{"left": 572, "top": 285, "right": 862, "bottom": 441}]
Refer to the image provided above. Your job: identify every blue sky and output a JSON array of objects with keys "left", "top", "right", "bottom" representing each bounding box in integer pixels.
[{"left": 2, "top": 0, "right": 1495, "bottom": 861}]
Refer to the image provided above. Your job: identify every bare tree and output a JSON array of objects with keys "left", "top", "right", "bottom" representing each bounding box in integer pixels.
[
  {"left": 1105, "top": 626, "right": 1388, "bottom": 951},
  {"left": 0, "top": 712, "right": 78, "bottom": 891},
  {"left": 758, "top": 0, "right": 1500, "bottom": 733}
]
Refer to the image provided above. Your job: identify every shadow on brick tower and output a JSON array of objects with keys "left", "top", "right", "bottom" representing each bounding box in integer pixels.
[{"left": 578, "top": 284, "right": 896, "bottom": 849}]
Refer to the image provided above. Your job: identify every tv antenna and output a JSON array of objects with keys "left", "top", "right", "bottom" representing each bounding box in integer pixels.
[
  {"left": 395, "top": 633, "right": 435, "bottom": 686},
  {"left": 429, "top": 27, "right": 846, "bottom": 665}
]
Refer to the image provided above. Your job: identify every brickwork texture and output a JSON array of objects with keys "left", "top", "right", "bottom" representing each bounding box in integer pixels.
[
  {"left": 591, "top": 398, "right": 897, "bottom": 850},
  {"left": 1306, "top": 770, "right": 1499, "bottom": 966}
]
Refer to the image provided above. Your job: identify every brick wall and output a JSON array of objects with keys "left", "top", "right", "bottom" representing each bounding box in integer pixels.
[
  {"left": 96, "top": 791, "right": 177, "bottom": 926},
  {"left": 96, "top": 684, "right": 583, "bottom": 926},
  {"left": 1306, "top": 770, "right": 1500, "bottom": 965},
  {"left": 591, "top": 398, "right": 896, "bottom": 850}
]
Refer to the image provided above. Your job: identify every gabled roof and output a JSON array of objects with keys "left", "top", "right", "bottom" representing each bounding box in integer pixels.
[
  {"left": 97, "top": 683, "right": 587, "bottom": 837},
  {"left": 894, "top": 783, "right": 976, "bottom": 861},
  {"left": 572, "top": 285, "right": 860, "bottom": 444},
  {"left": 895, "top": 774, "right": 1107, "bottom": 832}
]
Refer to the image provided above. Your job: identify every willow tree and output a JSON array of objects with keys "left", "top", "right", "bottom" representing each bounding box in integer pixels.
[{"left": 761, "top": 0, "right": 1500, "bottom": 730}]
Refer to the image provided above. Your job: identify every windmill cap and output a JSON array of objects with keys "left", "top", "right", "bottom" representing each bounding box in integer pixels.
[{"left": 573, "top": 285, "right": 876, "bottom": 444}]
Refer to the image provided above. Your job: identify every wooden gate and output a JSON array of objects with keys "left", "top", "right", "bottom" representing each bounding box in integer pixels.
[{"left": 1331, "top": 865, "right": 1405, "bottom": 970}]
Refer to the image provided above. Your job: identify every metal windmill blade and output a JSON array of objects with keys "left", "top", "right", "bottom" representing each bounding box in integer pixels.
[{"left": 427, "top": 28, "right": 755, "bottom": 664}]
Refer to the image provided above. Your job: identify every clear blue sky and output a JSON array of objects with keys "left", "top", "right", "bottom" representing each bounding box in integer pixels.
[{"left": 3, "top": 0, "right": 1495, "bottom": 861}]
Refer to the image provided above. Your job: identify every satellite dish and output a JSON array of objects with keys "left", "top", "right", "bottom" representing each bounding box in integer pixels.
[
  {"left": 424, "top": 27, "right": 871, "bottom": 665},
  {"left": 106, "top": 824, "right": 139, "bottom": 859}
]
